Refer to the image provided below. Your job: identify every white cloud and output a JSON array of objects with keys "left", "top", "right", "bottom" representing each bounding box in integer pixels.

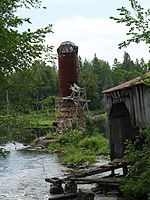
[{"left": 46, "top": 16, "right": 149, "bottom": 66}]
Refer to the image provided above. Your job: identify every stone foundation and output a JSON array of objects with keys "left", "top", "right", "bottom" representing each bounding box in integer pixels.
[{"left": 55, "top": 98, "right": 86, "bottom": 133}]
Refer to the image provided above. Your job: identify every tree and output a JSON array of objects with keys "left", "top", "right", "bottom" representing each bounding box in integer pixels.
[
  {"left": 110, "top": 0, "right": 150, "bottom": 50},
  {"left": 6, "top": 61, "right": 58, "bottom": 113},
  {"left": 0, "top": 0, "right": 54, "bottom": 110},
  {"left": 0, "top": 0, "right": 53, "bottom": 79},
  {"left": 91, "top": 54, "right": 112, "bottom": 97},
  {"left": 78, "top": 56, "right": 112, "bottom": 110},
  {"left": 122, "top": 51, "right": 134, "bottom": 71},
  {"left": 79, "top": 65, "right": 99, "bottom": 110},
  {"left": 0, "top": 0, "right": 54, "bottom": 155},
  {"left": 111, "top": 1, "right": 150, "bottom": 199},
  {"left": 78, "top": 56, "right": 83, "bottom": 69}
]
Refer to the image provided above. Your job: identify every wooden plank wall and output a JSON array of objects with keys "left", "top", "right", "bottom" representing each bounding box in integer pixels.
[{"left": 104, "top": 84, "right": 150, "bottom": 129}]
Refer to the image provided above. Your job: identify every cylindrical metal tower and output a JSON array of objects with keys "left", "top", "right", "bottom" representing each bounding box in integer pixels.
[{"left": 57, "top": 41, "right": 78, "bottom": 97}]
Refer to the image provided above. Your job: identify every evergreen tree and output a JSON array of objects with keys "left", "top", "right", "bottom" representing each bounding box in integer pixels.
[
  {"left": 79, "top": 65, "right": 99, "bottom": 110},
  {"left": 122, "top": 51, "right": 134, "bottom": 71}
]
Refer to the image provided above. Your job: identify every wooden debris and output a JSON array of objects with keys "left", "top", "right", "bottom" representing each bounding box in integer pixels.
[
  {"left": 45, "top": 178, "right": 64, "bottom": 184},
  {"left": 49, "top": 177, "right": 64, "bottom": 195},
  {"left": 77, "top": 188, "right": 95, "bottom": 200},
  {"left": 46, "top": 160, "right": 128, "bottom": 199},
  {"left": 70, "top": 177, "right": 120, "bottom": 185},
  {"left": 68, "top": 161, "right": 128, "bottom": 178},
  {"left": 64, "top": 180, "right": 77, "bottom": 194},
  {"left": 48, "top": 193, "right": 77, "bottom": 200}
]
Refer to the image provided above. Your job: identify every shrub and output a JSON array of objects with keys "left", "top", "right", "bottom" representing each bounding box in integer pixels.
[
  {"left": 58, "top": 130, "right": 84, "bottom": 146},
  {"left": 47, "top": 129, "right": 109, "bottom": 165},
  {"left": 79, "top": 135, "right": 109, "bottom": 155},
  {"left": 120, "top": 127, "right": 150, "bottom": 200},
  {"left": 60, "top": 145, "right": 95, "bottom": 165}
]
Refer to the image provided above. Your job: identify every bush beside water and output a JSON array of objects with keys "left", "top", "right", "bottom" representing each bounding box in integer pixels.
[
  {"left": 48, "top": 129, "right": 109, "bottom": 165},
  {"left": 120, "top": 127, "right": 150, "bottom": 200}
]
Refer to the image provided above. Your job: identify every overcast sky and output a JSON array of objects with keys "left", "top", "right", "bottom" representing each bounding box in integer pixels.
[{"left": 18, "top": 0, "right": 149, "bottom": 66}]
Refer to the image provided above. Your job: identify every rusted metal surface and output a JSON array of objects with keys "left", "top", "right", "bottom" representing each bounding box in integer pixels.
[
  {"left": 57, "top": 41, "right": 78, "bottom": 97},
  {"left": 57, "top": 41, "right": 78, "bottom": 54}
]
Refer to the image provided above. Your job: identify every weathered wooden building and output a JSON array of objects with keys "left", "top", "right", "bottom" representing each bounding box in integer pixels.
[{"left": 103, "top": 73, "right": 150, "bottom": 160}]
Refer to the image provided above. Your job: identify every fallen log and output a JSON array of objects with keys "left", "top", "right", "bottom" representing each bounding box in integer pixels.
[
  {"left": 68, "top": 163, "right": 127, "bottom": 178},
  {"left": 45, "top": 178, "right": 64, "bottom": 184},
  {"left": 70, "top": 177, "right": 120, "bottom": 184}
]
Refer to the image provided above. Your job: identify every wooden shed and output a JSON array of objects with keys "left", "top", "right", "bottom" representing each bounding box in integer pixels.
[{"left": 103, "top": 73, "right": 150, "bottom": 160}]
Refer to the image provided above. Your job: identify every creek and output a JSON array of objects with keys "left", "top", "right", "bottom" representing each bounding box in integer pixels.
[
  {"left": 0, "top": 143, "right": 122, "bottom": 200},
  {"left": 0, "top": 143, "right": 66, "bottom": 200}
]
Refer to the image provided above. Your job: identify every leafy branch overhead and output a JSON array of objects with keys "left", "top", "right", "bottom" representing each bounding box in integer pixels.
[
  {"left": 0, "top": 0, "right": 54, "bottom": 76},
  {"left": 110, "top": 0, "right": 150, "bottom": 50}
]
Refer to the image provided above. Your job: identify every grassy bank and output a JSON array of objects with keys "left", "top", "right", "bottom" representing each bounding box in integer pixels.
[
  {"left": 0, "top": 111, "right": 55, "bottom": 145},
  {"left": 25, "top": 111, "right": 55, "bottom": 128},
  {"left": 47, "top": 129, "right": 109, "bottom": 165}
]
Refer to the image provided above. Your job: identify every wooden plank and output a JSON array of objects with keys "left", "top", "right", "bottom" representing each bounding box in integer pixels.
[
  {"left": 70, "top": 177, "right": 120, "bottom": 185},
  {"left": 68, "top": 162, "right": 128, "bottom": 178}
]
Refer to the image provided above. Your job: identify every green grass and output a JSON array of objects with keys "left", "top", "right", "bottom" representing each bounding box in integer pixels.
[
  {"left": 24, "top": 111, "right": 54, "bottom": 128},
  {"left": 79, "top": 135, "right": 108, "bottom": 155},
  {"left": 61, "top": 146, "right": 96, "bottom": 164},
  {"left": 48, "top": 129, "right": 109, "bottom": 165}
]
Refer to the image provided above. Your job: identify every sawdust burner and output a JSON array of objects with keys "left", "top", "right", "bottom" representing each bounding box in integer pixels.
[{"left": 57, "top": 41, "right": 78, "bottom": 97}]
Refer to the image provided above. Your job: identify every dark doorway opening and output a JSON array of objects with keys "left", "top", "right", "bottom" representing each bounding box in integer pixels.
[{"left": 109, "top": 102, "right": 137, "bottom": 160}]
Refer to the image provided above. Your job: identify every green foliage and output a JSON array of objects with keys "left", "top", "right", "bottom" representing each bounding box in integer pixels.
[
  {"left": 78, "top": 52, "right": 149, "bottom": 111},
  {"left": 0, "top": 113, "right": 35, "bottom": 143},
  {"left": 110, "top": 0, "right": 150, "bottom": 49},
  {"left": 79, "top": 135, "right": 108, "bottom": 155},
  {"left": 41, "top": 96, "right": 56, "bottom": 115},
  {"left": 0, "top": 147, "right": 7, "bottom": 158},
  {"left": 61, "top": 146, "right": 95, "bottom": 165},
  {"left": 0, "top": 0, "right": 56, "bottom": 143},
  {"left": 0, "top": 115, "right": 10, "bottom": 139},
  {"left": 25, "top": 111, "right": 54, "bottom": 128},
  {"left": 78, "top": 56, "right": 113, "bottom": 109},
  {"left": 58, "top": 130, "right": 84, "bottom": 146},
  {"left": 0, "top": 0, "right": 54, "bottom": 78},
  {"left": 4, "top": 61, "right": 58, "bottom": 113},
  {"left": 47, "top": 142, "right": 61, "bottom": 151},
  {"left": 120, "top": 128, "right": 150, "bottom": 199},
  {"left": 48, "top": 128, "right": 109, "bottom": 165},
  {"left": 92, "top": 54, "right": 112, "bottom": 91},
  {"left": 110, "top": 2, "right": 150, "bottom": 199},
  {"left": 79, "top": 63, "right": 99, "bottom": 109},
  {"left": 140, "top": 73, "right": 150, "bottom": 86}
]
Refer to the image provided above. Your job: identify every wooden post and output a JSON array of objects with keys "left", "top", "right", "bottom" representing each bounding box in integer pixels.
[
  {"left": 123, "top": 165, "right": 128, "bottom": 176},
  {"left": 64, "top": 180, "right": 77, "bottom": 194},
  {"left": 111, "top": 168, "right": 115, "bottom": 176},
  {"left": 49, "top": 177, "right": 64, "bottom": 194}
]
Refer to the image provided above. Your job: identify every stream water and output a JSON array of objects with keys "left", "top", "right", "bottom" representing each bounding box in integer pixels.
[
  {"left": 0, "top": 143, "right": 122, "bottom": 200},
  {"left": 0, "top": 143, "right": 66, "bottom": 200}
]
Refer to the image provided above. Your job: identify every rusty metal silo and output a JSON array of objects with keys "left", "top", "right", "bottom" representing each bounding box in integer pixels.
[{"left": 57, "top": 41, "right": 78, "bottom": 97}]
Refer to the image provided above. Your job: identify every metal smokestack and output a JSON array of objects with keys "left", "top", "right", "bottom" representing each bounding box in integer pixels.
[{"left": 57, "top": 41, "right": 78, "bottom": 97}]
